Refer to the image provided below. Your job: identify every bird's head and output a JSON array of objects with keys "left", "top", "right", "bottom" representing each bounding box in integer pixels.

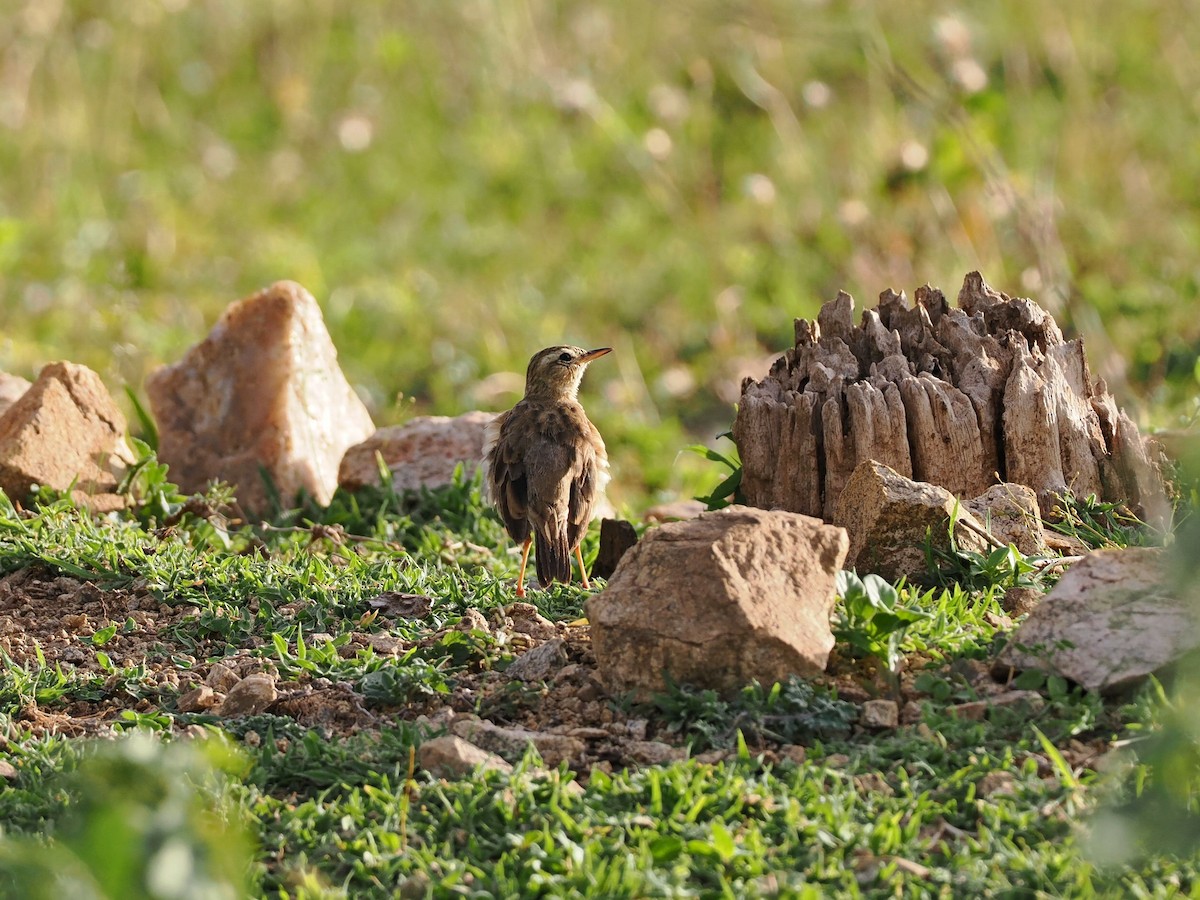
[{"left": 524, "top": 345, "right": 612, "bottom": 401}]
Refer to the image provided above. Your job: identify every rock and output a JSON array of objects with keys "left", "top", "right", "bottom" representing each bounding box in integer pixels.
[
  {"left": 964, "top": 483, "right": 1046, "bottom": 555},
  {"left": 859, "top": 699, "right": 899, "bottom": 729},
  {"left": 0, "top": 362, "right": 133, "bottom": 509},
  {"left": 205, "top": 662, "right": 241, "bottom": 693},
  {"left": 0, "top": 373, "right": 30, "bottom": 417},
  {"left": 1002, "top": 586, "right": 1043, "bottom": 617},
  {"left": 217, "top": 673, "right": 278, "bottom": 717},
  {"left": 450, "top": 719, "right": 585, "bottom": 767},
  {"left": 506, "top": 638, "right": 567, "bottom": 682},
  {"left": 780, "top": 744, "right": 807, "bottom": 765},
  {"left": 976, "top": 771, "right": 1017, "bottom": 799},
  {"left": 626, "top": 740, "right": 687, "bottom": 766},
  {"left": 500, "top": 603, "right": 556, "bottom": 641},
  {"left": 457, "top": 608, "right": 490, "bottom": 634},
  {"left": 176, "top": 685, "right": 216, "bottom": 713},
  {"left": 365, "top": 633, "right": 407, "bottom": 656},
  {"left": 643, "top": 499, "right": 706, "bottom": 523},
  {"left": 591, "top": 519, "right": 638, "bottom": 580},
  {"left": 417, "top": 735, "right": 513, "bottom": 778},
  {"left": 0, "top": 760, "right": 16, "bottom": 781},
  {"left": 146, "top": 281, "right": 374, "bottom": 512},
  {"left": 832, "top": 460, "right": 989, "bottom": 583},
  {"left": 950, "top": 690, "right": 1045, "bottom": 721},
  {"left": 367, "top": 591, "right": 433, "bottom": 619},
  {"left": 338, "top": 412, "right": 495, "bottom": 492},
  {"left": 586, "top": 505, "right": 849, "bottom": 696},
  {"left": 995, "top": 549, "right": 1192, "bottom": 694}
]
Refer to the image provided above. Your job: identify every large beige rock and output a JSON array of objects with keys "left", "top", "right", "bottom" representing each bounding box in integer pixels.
[
  {"left": 146, "top": 281, "right": 374, "bottom": 511},
  {"left": 0, "top": 362, "right": 133, "bottom": 509},
  {"left": 586, "top": 505, "right": 848, "bottom": 696},
  {"left": 338, "top": 412, "right": 495, "bottom": 492},
  {"left": 0, "top": 373, "right": 31, "bottom": 418},
  {"left": 995, "top": 548, "right": 1195, "bottom": 694},
  {"left": 833, "top": 460, "right": 989, "bottom": 583}
]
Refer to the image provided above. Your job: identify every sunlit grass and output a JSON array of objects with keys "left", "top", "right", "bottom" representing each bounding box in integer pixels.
[{"left": 0, "top": 1, "right": 1197, "bottom": 508}]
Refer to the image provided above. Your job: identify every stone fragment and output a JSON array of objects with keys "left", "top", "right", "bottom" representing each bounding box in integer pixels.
[
  {"left": 950, "top": 690, "right": 1045, "bottom": 721},
  {"left": 0, "top": 759, "right": 17, "bottom": 781},
  {"left": 217, "top": 673, "right": 278, "bottom": 717},
  {"left": 506, "top": 637, "right": 567, "bottom": 682},
  {"left": 832, "top": 460, "right": 989, "bottom": 583},
  {"left": 365, "top": 633, "right": 407, "bottom": 656},
  {"left": 859, "top": 699, "right": 899, "bottom": 730},
  {"left": 0, "top": 373, "right": 31, "bottom": 417},
  {"left": 205, "top": 663, "right": 241, "bottom": 693},
  {"left": 591, "top": 518, "right": 638, "bottom": 580},
  {"left": 367, "top": 591, "right": 433, "bottom": 619},
  {"left": 976, "top": 771, "right": 1017, "bottom": 799},
  {"left": 780, "top": 744, "right": 807, "bottom": 765},
  {"left": 450, "top": 718, "right": 585, "bottom": 767},
  {"left": 338, "top": 411, "right": 495, "bottom": 492},
  {"left": 964, "top": 483, "right": 1046, "bottom": 555},
  {"left": 500, "top": 602, "right": 556, "bottom": 641},
  {"left": 417, "top": 735, "right": 513, "bottom": 778},
  {"left": 146, "top": 281, "right": 374, "bottom": 511},
  {"left": 176, "top": 685, "right": 216, "bottom": 713},
  {"left": 0, "top": 362, "right": 133, "bottom": 509},
  {"left": 1002, "top": 586, "right": 1043, "bottom": 617},
  {"left": 995, "top": 549, "right": 1192, "bottom": 694},
  {"left": 586, "top": 505, "right": 849, "bottom": 696},
  {"left": 625, "top": 740, "right": 687, "bottom": 766}
]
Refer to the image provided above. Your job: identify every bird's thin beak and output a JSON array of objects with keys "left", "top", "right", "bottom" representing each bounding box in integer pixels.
[{"left": 577, "top": 347, "right": 612, "bottom": 364}]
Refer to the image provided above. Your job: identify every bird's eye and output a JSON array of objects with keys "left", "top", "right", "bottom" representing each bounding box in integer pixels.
[{"left": 557, "top": 352, "right": 572, "bottom": 363}]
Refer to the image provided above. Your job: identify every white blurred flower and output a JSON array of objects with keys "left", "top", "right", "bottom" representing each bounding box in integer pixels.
[
  {"left": 952, "top": 58, "right": 989, "bottom": 94},
  {"left": 644, "top": 127, "right": 672, "bottom": 160},
  {"left": 337, "top": 114, "right": 374, "bottom": 152},
  {"left": 802, "top": 81, "right": 832, "bottom": 109},
  {"left": 743, "top": 173, "right": 777, "bottom": 205},
  {"left": 899, "top": 140, "right": 929, "bottom": 172}
]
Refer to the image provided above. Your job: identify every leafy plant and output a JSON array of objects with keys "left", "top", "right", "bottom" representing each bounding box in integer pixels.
[
  {"left": 0, "top": 732, "right": 252, "bottom": 900},
  {"left": 690, "top": 433, "right": 744, "bottom": 510},
  {"left": 834, "top": 570, "right": 931, "bottom": 673},
  {"left": 1050, "top": 493, "right": 1160, "bottom": 550},
  {"left": 651, "top": 675, "right": 857, "bottom": 752}
]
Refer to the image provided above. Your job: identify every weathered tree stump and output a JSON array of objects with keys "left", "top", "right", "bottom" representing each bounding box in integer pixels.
[{"left": 732, "top": 272, "right": 1170, "bottom": 528}]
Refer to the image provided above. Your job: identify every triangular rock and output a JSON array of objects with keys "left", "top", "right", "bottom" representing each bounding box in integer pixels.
[
  {"left": 146, "top": 281, "right": 374, "bottom": 511},
  {"left": 0, "top": 362, "right": 132, "bottom": 510}
]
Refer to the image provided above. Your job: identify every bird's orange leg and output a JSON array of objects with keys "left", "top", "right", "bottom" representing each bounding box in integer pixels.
[
  {"left": 515, "top": 537, "right": 532, "bottom": 598},
  {"left": 574, "top": 545, "right": 591, "bottom": 590}
]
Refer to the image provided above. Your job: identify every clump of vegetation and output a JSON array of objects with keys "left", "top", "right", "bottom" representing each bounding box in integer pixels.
[{"left": 651, "top": 676, "right": 859, "bottom": 752}]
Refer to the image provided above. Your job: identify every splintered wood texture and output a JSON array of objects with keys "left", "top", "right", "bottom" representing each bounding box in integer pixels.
[{"left": 733, "top": 271, "right": 1169, "bottom": 527}]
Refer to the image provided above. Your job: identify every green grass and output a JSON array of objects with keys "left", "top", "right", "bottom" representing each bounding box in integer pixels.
[
  {"left": 0, "top": 455, "right": 1193, "bottom": 897},
  {"left": 1, "top": 2, "right": 1199, "bottom": 892},
  {"left": 1, "top": 1, "right": 1198, "bottom": 507}
]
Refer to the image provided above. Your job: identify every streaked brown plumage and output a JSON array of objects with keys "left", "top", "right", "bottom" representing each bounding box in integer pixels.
[{"left": 483, "top": 346, "right": 611, "bottom": 597}]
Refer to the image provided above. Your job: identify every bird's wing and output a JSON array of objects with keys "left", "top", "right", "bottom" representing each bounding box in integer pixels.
[
  {"left": 483, "top": 408, "right": 531, "bottom": 543},
  {"left": 567, "top": 421, "right": 607, "bottom": 549}
]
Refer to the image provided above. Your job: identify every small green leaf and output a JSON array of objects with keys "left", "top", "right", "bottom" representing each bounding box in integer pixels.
[
  {"left": 649, "top": 835, "right": 684, "bottom": 862},
  {"left": 92, "top": 625, "right": 117, "bottom": 647},
  {"left": 711, "top": 822, "right": 736, "bottom": 862}
]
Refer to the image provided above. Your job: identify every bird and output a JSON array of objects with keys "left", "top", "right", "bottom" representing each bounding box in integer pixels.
[{"left": 483, "top": 346, "right": 611, "bottom": 598}]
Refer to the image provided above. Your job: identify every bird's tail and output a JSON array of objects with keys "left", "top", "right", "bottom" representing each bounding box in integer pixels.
[{"left": 534, "top": 529, "right": 572, "bottom": 587}]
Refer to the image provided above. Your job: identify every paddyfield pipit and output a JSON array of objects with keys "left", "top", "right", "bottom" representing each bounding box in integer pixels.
[{"left": 484, "top": 346, "right": 611, "bottom": 598}]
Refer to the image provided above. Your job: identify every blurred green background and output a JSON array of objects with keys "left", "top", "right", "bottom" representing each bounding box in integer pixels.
[{"left": 1, "top": 0, "right": 1198, "bottom": 507}]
